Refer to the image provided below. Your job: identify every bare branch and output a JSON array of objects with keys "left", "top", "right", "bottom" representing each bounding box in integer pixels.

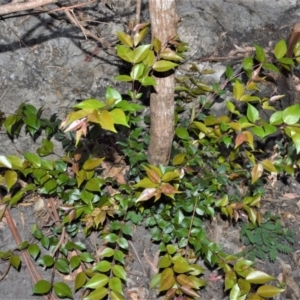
[{"left": 0, "top": 0, "right": 58, "bottom": 16}]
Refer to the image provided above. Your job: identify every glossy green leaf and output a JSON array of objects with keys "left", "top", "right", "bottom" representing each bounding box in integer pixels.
[
  {"left": 75, "top": 272, "right": 87, "bottom": 291},
  {"left": 269, "top": 111, "right": 283, "bottom": 125},
  {"left": 152, "top": 60, "right": 178, "bottom": 72},
  {"left": 70, "top": 256, "right": 81, "bottom": 271},
  {"left": 99, "top": 247, "right": 114, "bottom": 258},
  {"left": 117, "top": 237, "right": 128, "bottom": 250},
  {"left": 242, "top": 57, "right": 253, "bottom": 70},
  {"left": 17, "top": 241, "right": 28, "bottom": 251},
  {"left": 140, "top": 76, "right": 156, "bottom": 86},
  {"left": 257, "top": 285, "right": 285, "bottom": 298},
  {"left": 255, "top": 44, "right": 266, "bottom": 62},
  {"left": 114, "top": 75, "right": 133, "bottom": 82},
  {"left": 38, "top": 255, "right": 54, "bottom": 267},
  {"left": 116, "top": 45, "right": 133, "bottom": 63},
  {"left": 83, "top": 287, "right": 107, "bottom": 300},
  {"left": 33, "top": 280, "right": 51, "bottom": 295},
  {"left": 114, "top": 250, "right": 125, "bottom": 264},
  {"left": 130, "top": 63, "right": 145, "bottom": 80},
  {"left": 55, "top": 258, "right": 69, "bottom": 274},
  {"left": 4, "top": 170, "right": 17, "bottom": 192},
  {"left": 39, "top": 179, "right": 57, "bottom": 194},
  {"left": 132, "top": 45, "right": 151, "bottom": 64},
  {"left": 110, "top": 108, "right": 129, "bottom": 127},
  {"left": 247, "top": 103, "right": 259, "bottom": 123},
  {"left": 246, "top": 270, "right": 275, "bottom": 284},
  {"left": 110, "top": 290, "right": 125, "bottom": 300},
  {"left": 291, "top": 132, "right": 300, "bottom": 153},
  {"left": 175, "top": 127, "right": 189, "bottom": 140},
  {"left": 274, "top": 39, "right": 287, "bottom": 59},
  {"left": 9, "top": 255, "right": 21, "bottom": 269},
  {"left": 53, "top": 282, "right": 73, "bottom": 299},
  {"left": 158, "top": 256, "right": 172, "bottom": 268},
  {"left": 112, "top": 265, "right": 126, "bottom": 280},
  {"left": 233, "top": 81, "right": 244, "bottom": 100},
  {"left": 150, "top": 273, "right": 161, "bottom": 289},
  {"left": 85, "top": 178, "right": 104, "bottom": 192},
  {"left": 84, "top": 274, "right": 109, "bottom": 289},
  {"left": 98, "top": 110, "right": 116, "bottom": 132},
  {"left": 79, "top": 252, "right": 94, "bottom": 263},
  {"left": 109, "top": 277, "right": 123, "bottom": 294},
  {"left": 83, "top": 158, "right": 104, "bottom": 171},
  {"left": 282, "top": 104, "right": 300, "bottom": 125},
  {"left": 116, "top": 31, "right": 133, "bottom": 47},
  {"left": 160, "top": 48, "right": 183, "bottom": 61},
  {"left": 28, "top": 244, "right": 40, "bottom": 260},
  {"left": 93, "top": 260, "right": 111, "bottom": 272},
  {"left": 24, "top": 153, "right": 41, "bottom": 168}
]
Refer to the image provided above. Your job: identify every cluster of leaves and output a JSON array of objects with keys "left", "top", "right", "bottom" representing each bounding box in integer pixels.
[
  {"left": 0, "top": 22, "right": 298, "bottom": 300},
  {"left": 239, "top": 212, "right": 295, "bottom": 262}
]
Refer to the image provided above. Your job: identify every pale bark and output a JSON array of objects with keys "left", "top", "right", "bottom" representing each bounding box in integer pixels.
[
  {"left": 0, "top": 0, "right": 57, "bottom": 16},
  {"left": 148, "top": 0, "right": 178, "bottom": 165}
]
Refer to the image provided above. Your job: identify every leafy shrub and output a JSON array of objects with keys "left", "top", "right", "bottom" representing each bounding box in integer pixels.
[{"left": 0, "top": 22, "right": 299, "bottom": 300}]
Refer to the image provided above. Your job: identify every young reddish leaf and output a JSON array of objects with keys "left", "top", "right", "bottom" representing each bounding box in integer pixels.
[
  {"left": 180, "top": 285, "right": 200, "bottom": 298},
  {"left": 243, "top": 131, "right": 254, "bottom": 149},
  {"left": 251, "top": 163, "right": 264, "bottom": 184},
  {"left": 144, "top": 166, "right": 161, "bottom": 184},
  {"left": 234, "top": 133, "right": 246, "bottom": 148},
  {"left": 177, "top": 274, "right": 196, "bottom": 288},
  {"left": 161, "top": 183, "right": 180, "bottom": 195},
  {"left": 159, "top": 268, "right": 175, "bottom": 291},
  {"left": 136, "top": 188, "right": 157, "bottom": 202}
]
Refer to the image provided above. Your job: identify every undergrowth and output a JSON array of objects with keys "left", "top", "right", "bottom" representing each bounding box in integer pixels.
[{"left": 0, "top": 22, "right": 300, "bottom": 300}]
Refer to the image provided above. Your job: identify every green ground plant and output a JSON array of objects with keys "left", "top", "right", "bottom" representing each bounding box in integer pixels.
[{"left": 0, "top": 22, "right": 299, "bottom": 300}]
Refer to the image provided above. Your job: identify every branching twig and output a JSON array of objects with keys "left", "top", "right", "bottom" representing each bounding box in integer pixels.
[{"left": 0, "top": 0, "right": 57, "bottom": 16}]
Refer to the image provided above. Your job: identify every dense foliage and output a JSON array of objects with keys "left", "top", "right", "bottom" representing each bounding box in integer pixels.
[{"left": 1, "top": 22, "right": 299, "bottom": 300}]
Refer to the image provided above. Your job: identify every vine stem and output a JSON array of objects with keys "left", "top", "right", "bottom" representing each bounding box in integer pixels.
[
  {"left": 4, "top": 206, "right": 57, "bottom": 300},
  {"left": 185, "top": 196, "right": 199, "bottom": 260}
]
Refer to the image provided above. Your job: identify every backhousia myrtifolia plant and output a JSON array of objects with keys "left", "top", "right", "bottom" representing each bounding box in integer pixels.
[{"left": 0, "top": 22, "right": 299, "bottom": 299}]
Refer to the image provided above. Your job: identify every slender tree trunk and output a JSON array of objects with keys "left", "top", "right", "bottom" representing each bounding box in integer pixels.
[{"left": 148, "top": 0, "right": 178, "bottom": 166}]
